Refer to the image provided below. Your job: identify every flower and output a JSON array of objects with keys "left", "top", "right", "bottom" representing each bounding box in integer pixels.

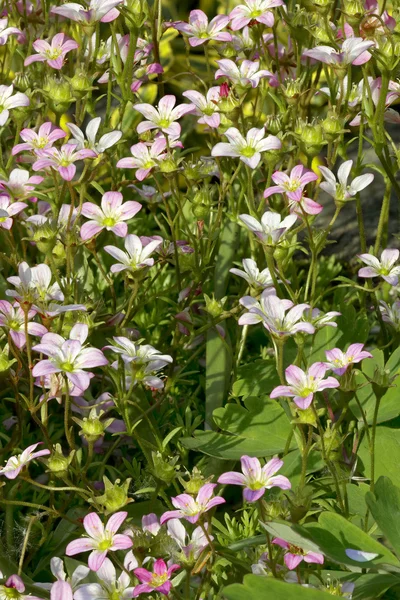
[
  {"left": 0, "top": 84, "right": 29, "bottom": 126},
  {"left": 32, "top": 144, "right": 97, "bottom": 181},
  {"left": 116, "top": 138, "right": 167, "bottom": 181},
  {"left": 211, "top": 127, "right": 281, "bottom": 169},
  {"left": 0, "top": 169, "right": 44, "bottom": 201},
  {"left": 32, "top": 323, "right": 108, "bottom": 392},
  {"left": 104, "top": 234, "right": 162, "bottom": 274},
  {"left": 24, "top": 33, "right": 78, "bottom": 69},
  {"left": 358, "top": 249, "right": 400, "bottom": 285},
  {"left": 345, "top": 549, "right": 378, "bottom": 562},
  {"left": 0, "top": 575, "right": 44, "bottom": 600},
  {"left": 0, "top": 196, "right": 27, "bottom": 229},
  {"left": 229, "top": 0, "right": 284, "bottom": 30},
  {"left": 230, "top": 258, "right": 275, "bottom": 290},
  {"left": 239, "top": 211, "right": 297, "bottom": 244},
  {"left": 272, "top": 538, "right": 324, "bottom": 569},
  {"left": 0, "top": 17, "right": 24, "bottom": 45},
  {"left": 51, "top": 0, "right": 123, "bottom": 23},
  {"left": 0, "top": 300, "right": 47, "bottom": 348},
  {"left": 218, "top": 456, "right": 291, "bottom": 502},
  {"left": 182, "top": 87, "right": 222, "bottom": 128},
  {"left": 215, "top": 59, "right": 272, "bottom": 88},
  {"left": 49, "top": 557, "right": 89, "bottom": 600},
  {"left": 74, "top": 557, "right": 134, "bottom": 600},
  {"left": 67, "top": 117, "right": 122, "bottom": 154},
  {"left": 66, "top": 512, "right": 133, "bottom": 571},
  {"left": 133, "top": 559, "right": 180, "bottom": 597},
  {"left": 133, "top": 95, "right": 194, "bottom": 136},
  {"left": 325, "top": 343, "right": 372, "bottom": 375},
  {"left": 80, "top": 192, "right": 142, "bottom": 241},
  {"left": 12, "top": 122, "right": 66, "bottom": 155},
  {"left": 0, "top": 442, "right": 50, "bottom": 479},
  {"left": 160, "top": 483, "right": 225, "bottom": 524},
  {"left": 318, "top": 160, "right": 374, "bottom": 202},
  {"left": 303, "top": 38, "right": 374, "bottom": 67},
  {"left": 270, "top": 363, "right": 340, "bottom": 409},
  {"left": 380, "top": 300, "right": 400, "bottom": 330},
  {"left": 142, "top": 513, "right": 161, "bottom": 536},
  {"left": 167, "top": 520, "right": 212, "bottom": 560},
  {"left": 6, "top": 262, "right": 64, "bottom": 304},
  {"left": 264, "top": 165, "right": 318, "bottom": 202},
  {"left": 306, "top": 308, "right": 341, "bottom": 330},
  {"left": 171, "top": 10, "right": 231, "bottom": 46}
]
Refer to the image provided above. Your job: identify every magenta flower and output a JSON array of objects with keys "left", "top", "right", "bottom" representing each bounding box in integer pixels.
[
  {"left": 133, "top": 95, "right": 194, "bottom": 136},
  {"left": 325, "top": 343, "right": 372, "bottom": 376},
  {"left": 80, "top": 192, "right": 142, "bottom": 241},
  {"left": 0, "top": 575, "right": 43, "bottom": 600},
  {"left": 230, "top": 0, "right": 284, "bottom": 30},
  {"left": 52, "top": 0, "right": 123, "bottom": 23},
  {"left": 358, "top": 249, "right": 400, "bottom": 285},
  {"left": 24, "top": 33, "right": 78, "bottom": 70},
  {"left": 0, "top": 195, "right": 27, "bottom": 229},
  {"left": 12, "top": 122, "right": 66, "bottom": 155},
  {"left": 0, "top": 84, "right": 29, "bottom": 126},
  {"left": 264, "top": 165, "right": 318, "bottom": 202},
  {"left": 218, "top": 456, "right": 291, "bottom": 502},
  {"left": 104, "top": 234, "right": 162, "bottom": 274},
  {"left": 0, "top": 300, "right": 47, "bottom": 348},
  {"left": 160, "top": 483, "right": 225, "bottom": 524},
  {"left": 303, "top": 38, "right": 374, "bottom": 66},
  {"left": 66, "top": 512, "right": 133, "bottom": 571},
  {"left": 172, "top": 10, "right": 231, "bottom": 47},
  {"left": 212, "top": 127, "right": 281, "bottom": 169},
  {"left": 32, "top": 144, "right": 97, "bottom": 181},
  {"left": 116, "top": 137, "right": 167, "bottom": 181},
  {"left": 270, "top": 363, "right": 340, "bottom": 409},
  {"left": 32, "top": 323, "right": 108, "bottom": 392},
  {"left": 0, "top": 442, "right": 50, "bottom": 479},
  {"left": 272, "top": 538, "right": 324, "bottom": 570},
  {"left": 0, "top": 169, "right": 43, "bottom": 201},
  {"left": 133, "top": 559, "right": 180, "bottom": 597},
  {"left": 215, "top": 59, "right": 272, "bottom": 88},
  {"left": 182, "top": 87, "right": 222, "bottom": 128}
]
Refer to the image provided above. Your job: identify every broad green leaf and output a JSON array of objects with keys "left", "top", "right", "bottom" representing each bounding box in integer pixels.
[
  {"left": 358, "top": 427, "right": 400, "bottom": 488},
  {"left": 232, "top": 361, "right": 279, "bottom": 398},
  {"left": 280, "top": 450, "right": 324, "bottom": 490},
  {"left": 349, "top": 373, "right": 400, "bottom": 424},
  {"left": 318, "top": 571, "right": 400, "bottom": 600},
  {"left": 366, "top": 477, "right": 400, "bottom": 558},
  {"left": 224, "top": 575, "right": 333, "bottom": 600},
  {"left": 262, "top": 520, "right": 321, "bottom": 553}
]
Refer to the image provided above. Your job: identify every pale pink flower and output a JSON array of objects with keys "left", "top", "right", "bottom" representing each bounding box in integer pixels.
[
  {"left": 182, "top": 87, "right": 222, "bottom": 128},
  {"left": 230, "top": 258, "right": 274, "bottom": 290},
  {"left": 116, "top": 137, "right": 167, "bottom": 181},
  {"left": 0, "top": 195, "right": 27, "bottom": 229},
  {"left": 104, "top": 234, "right": 162, "bottom": 274},
  {"left": 218, "top": 456, "right": 291, "bottom": 502},
  {"left": 12, "top": 122, "right": 66, "bottom": 155},
  {"left": 0, "top": 84, "right": 29, "bottom": 126},
  {"left": 74, "top": 557, "right": 134, "bottom": 600},
  {"left": 380, "top": 300, "right": 400, "bottom": 330},
  {"left": 0, "top": 442, "right": 50, "bottom": 479},
  {"left": 212, "top": 127, "right": 281, "bottom": 169},
  {"left": 160, "top": 483, "right": 225, "bottom": 524},
  {"left": 167, "top": 520, "right": 212, "bottom": 560},
  {"left": 32, "top": 144, "right": 96, "bottom": 181},
  {"left": 0, "top": 575, "right": 43, "bottom": 600},
  {"left": 264, "top": 165, "right": 318, "bottom": 202},
  {"left": 0, "top": 17, "right": 24, "bottom": 45},
  {"left": 230, "top": 0, "right": 284, "bottom": 30},
  {"left": 270, "top": 363, "right": 339, "bottom": 409},
  {"left": 272, "top": 538, "right": 324, "bottom": 570},
  {"left": 215, "top": 59, "right": 272, "bottom": 88},
  {"left": 172, "top": 10, "right": 232, "bottom": 46},
  {"left": 319, "top": 160, "right": 374, "bottom": 202},
  {"left": 66, "top": 512, "right": 133, "bottom": 571},
  {"left": 6, "top": 262, "right": 64, "bottom": 304},
  {"left": 142, "top": 513, "right": 161, "bottom": 536},
  {"left": 0, "top": 168, "right": 43, "bottom": 200},
  {"left": 51, "top": 0, "right": 123, "bottom": 23},
  {"left": 306, "top": 308, "right": 341, "bottom": 330},
  {"left": 325, "top": 343, "right": 372, "bottom": 376},
  {"left": 24, "top": 33, "right": 78, "bottom": 69},
  {"left": 239, "top": 210, "right": 297, "bottom": 245},
  {"left": 80, "top": 192, "right": 142, "bottom": 241},
  {"left": 358, "top": 249, "right": 400, "bottom": 285},
  {"left": 32, "top": 323, "right": 108, "bottom": 392},
  {"left": 133, "top": 95, "right": 194, "bottom": 136},
  {"left": 0, "top": 300, "right": 47, "bottom": 348},
  {"left": 133, "top": 559, "right": 180, "bottom": 597},
  {"left": 303, "top": 38, "right": 374, "bottom": 66}
]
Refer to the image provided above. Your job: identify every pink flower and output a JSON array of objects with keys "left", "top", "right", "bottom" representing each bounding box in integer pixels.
[
  {"left": 116, "top": 137, "right": 167, "bottom": 181},
  {"left": 104, "top": 234, "right": 162, "bottom": 274},
  {"left": 160, "top": 483, "right": 225, "bottom": 524},
  {"left": 133, "top": 95, "right": 194, "bottom": 136},
  {"left": 131, "top": 62, "right": 164, "bottom": 93},
  {"left": 212, "top": 127, "right": 281, "bottom": 169},
  {"left": 172, "top": 10, "right": 232, "bottom": 46},
  {"left": 0, "top": 300, "right": 47, "bottom": 348},
  {"left": 32, "top": 323, "right": 108, "bottom": 392},
  {"left": 0, "top": 17, "right": 24, "bottom": 45},
  {"left": 133, "top": 559, "right": 180, "bottom": 597},
  {"left": 51, "top": 0, "right": 123, "bottom": 23},
  {"left": 142, "top": 513, "right": 161, "bottom": 536},
  {"left": 303, "top": 38, "right": 374, "bottom": 67},
  {"left": 272, "top": 538, "right": 324, "bottom": 570},
  {"left": 0, "top": 195, "right": 27, "bottom": 229},
  {"left": 0, "top": 84, "right": 29, "bottom": 126},
  {"left": 66, "top": 511, "right": 133, "bottom": 571},
  {"left": 12, "top": 122, "right": 66, "bottom": 155},
  {"left": 24, "top": 33, "right": 78, "bottom": 69},
  {"left": 0, "top": 575, "right": 43, "bottom": 600},
  {"left": 0, "top": 169, "right": 43, "bottom": 200},
  {"left": 0, "top": 442, "right": 50, "bottom": 479},
  {"left": 218, "top": 456, "right": 291, "bottom": 502},
  {"left": 182, "top": 87, "right": 222, "bottom": 128},
  {"left": 270, "top": 363, "right": 340, "bottom": 409},
  {"left": 264, "top": 165, "right": 318, "bottom": 202},
  {"left": 215, "top": 59, "right": 272, "bottom": 88},
  {"left": 80, "top": 191, "right": 142, "bottom": 241},
  {"left": 325, "top": 343, "right": 372, "bottom": 376},
  {"left": 230, "top": 0, "right": 284, "bottom": 31},
  {"left": 32, "top": 144, "right": 96, "bottom": 181},
  {"left": 358, "top": 249, "right": 400, "bottom": 285}
]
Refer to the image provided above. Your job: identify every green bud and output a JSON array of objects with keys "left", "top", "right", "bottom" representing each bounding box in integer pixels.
[
  {"left": 123, "top": 0, "right": 148, "bottom": 28},
  {"left": 158, "top": 158, "right": 178, "bottom": 174},
  {"left": 74, "top": 408, "right": 114, "bottom": 443},
  {"left": 296, "top": 119, "right": 325, "bottom": 157},
  {"left": 282, "top": 79, "right": 303, "bottom": 105},
  {"left": 44, "top": 77, "right": 74, "bottom": 113},
  {"left": 32, "top": 224, "right": 58, "bottom": 253},
  {"left": 13, "top": 72, "right": 32, "bottom": 93},
  {"left": 46, "top": 444, "right": 75, "bottom": 477},
  {"left": 322, "top": 110, "right": 344, "bottom": 141},
  {"left": 151, "top": 451, "right": 179, "bottom": 484},
  {"left": 91, "top": 476, "right": 133, "bottom": 514},
  {"left": 70, "top": 71, "right": 93, "bottom": 99},
  {"left": 192, "top": 203, "right": 209, "bottom": 219},
  {"left": 204, "top": 293, "right": 226, "bottom": 317},
  {"left": 343, "top": 0, "right": 364, "bottom": 27},
  {"left": 264, "top": 115, "right": 283, "bottom": 136},
  {"left": 178, "top": 467, "right": 212, "bottom": 495},
  {"left": 295, "top": 408, "right": 317, "bottom": 426}
]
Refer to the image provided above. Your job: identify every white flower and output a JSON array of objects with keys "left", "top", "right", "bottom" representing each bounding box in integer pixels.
[
  {"left": 215, "top": 59, "right": 272, "bottom": 88},
  {"left": 212, "top": 127, "right": 281, "bottom": 168},
  {"left": 74, "top": 557, "right": 134, "bottom": 600},
  {"left": 319, "top": 160, "right": 374, "bottom": 202},
  {"left": 230, "top": 258, "right": 274, "bottom": 290},
  {"left": 67, "top": 117, "right": 122, "bottom": 154},
  {"left": 104, "top": 234, "right": 162, "bottom": 274},
  {"left": 239, "top": 210, "right": 297, "bottom": 244}
]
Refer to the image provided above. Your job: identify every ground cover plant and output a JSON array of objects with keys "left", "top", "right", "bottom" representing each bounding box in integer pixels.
[{"left": 2, "top": 0, "right": 400, "bottom": 598}]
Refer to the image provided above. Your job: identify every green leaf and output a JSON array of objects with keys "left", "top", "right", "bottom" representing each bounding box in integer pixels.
[
  {"left": 232, "top": 361, "right": 279, "bottom": 398},
  {"left": 224, "top": 575, "right": 333, "bottom": 600},
  {"left": 358, "top": 427, "right": 400, "bottom": 488},
  {"left": 366, "top": 477, "right": 400, "bottom": 558},
  {"left": 262, "top": 521, "right": 321, "bottom": 553}
]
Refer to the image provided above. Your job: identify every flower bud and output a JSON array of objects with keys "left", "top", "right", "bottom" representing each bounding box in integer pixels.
[
  {"left": 31, "top": 224, "right": 58, "bottom": 253},
  {"left": 322, "top": 110, "right": 344, "bottom": 141},
  {"left": 178, "top": 467, "right": 212, "bottom": 495},
  {"left": 264, "top": 114, "right": 283, "bottom": 136},
  {"left": 46, "top": 444, "right": 75, "bottom": 477},
  {"left": 192, "top": 203, "right": 209, "bottom": 219},
  {"left": 158, "top": 157, "right": 178, "bottom": 174},
  {"left": 91, "top": 476, "right": 133, "bottom": 514},
  {"left": 124, "top": 0, "right": 148, "bottom": 28},
  {"left": 44, "top": 77, "right": 74, "bottom": 114},
  {"left": 70, "top": 71, "right": 93, "bottom": 99},
  {"left": 74, "top": 408, "right": 114, "bottom": 443},
  {"left": 151, "top": 451, "right": 179, "bottom": 484},
  {"left": 204, "top": 293, "right": 226, "bottom": 317},
  {"left": 295, "top": 407, "right": 317, "bottom": 426},
  {"left": 282, "top": 79, "right": 303, "bottom": 105},
  {"left": 296, "top": 119, "right": 325, "bottom": 157},
  {"left": 13, "top": 72, "right": 32, "bottom": 93},
  {"left": 343, "top": 0, "right": 364, "bottom": 27}
]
